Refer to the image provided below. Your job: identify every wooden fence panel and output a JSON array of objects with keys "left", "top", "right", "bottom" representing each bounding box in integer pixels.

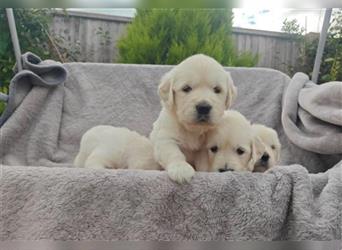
[{"left": 51, "top": 11, "right": 304, "bottom": 74}]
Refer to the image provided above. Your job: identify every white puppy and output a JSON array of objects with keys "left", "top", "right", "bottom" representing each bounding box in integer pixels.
[
  {"left": 150, "top": 54, "right": 237, "bottom": 183},
  {"left": 196, "top": 110, "right": 264, "bottom": 172},
  {"left": 74, "top": 126, "right": 161, "bottom": 170},
  {"left": 251, "top": 124, "right": 281, "bottom": 172}
]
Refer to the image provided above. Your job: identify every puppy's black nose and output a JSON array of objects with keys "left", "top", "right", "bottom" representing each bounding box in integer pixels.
[
  {"left": 196, "top": 102, "right": 212, "bottom": 115},
  {"left": 261, "top": 153, "right": 270, "bottom": 162}
]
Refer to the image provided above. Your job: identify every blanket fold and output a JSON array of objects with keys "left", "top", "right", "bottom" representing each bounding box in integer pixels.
[
  {"left": 0, "top": 52, "right": 67, "bottom": 126},
  {"left": 282, "top": 72, "right": 342, "bottom": 154}
]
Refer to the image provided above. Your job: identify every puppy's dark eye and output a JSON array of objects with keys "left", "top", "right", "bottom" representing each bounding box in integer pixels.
[
  {"left": 213, "top": 86, "right": 221, "bottom": 94},
  {"left": 236, "top": 147, "right": 245, "bottom": 155},
  {"left": 182, "top": 85, "right": 192, "bottom": 93},
  {"left": 271, "top": 145, "right": 276, "bottom": 150},
  {"left": 210, "top": 146, "right": 218, "bottom": 153}
]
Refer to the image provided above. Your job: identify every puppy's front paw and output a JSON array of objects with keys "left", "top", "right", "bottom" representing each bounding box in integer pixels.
[{"left": 167, "top": 162, "right": 195, "bottom": 184}]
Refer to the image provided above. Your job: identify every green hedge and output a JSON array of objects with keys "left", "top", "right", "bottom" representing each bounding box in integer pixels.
[{"left": 118, "top": 9, "right": 258, "bottom": 66}]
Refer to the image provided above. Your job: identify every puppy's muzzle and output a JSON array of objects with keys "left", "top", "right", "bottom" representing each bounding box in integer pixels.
[
  {"left": 195, "top": 102, "right": 212, "bottom": 122},
  {"left": 218, "top": 164, "right": 235, "bottom": 173},
  {"left": 253, "top": 153, "right": 270, "bottom": 172}
]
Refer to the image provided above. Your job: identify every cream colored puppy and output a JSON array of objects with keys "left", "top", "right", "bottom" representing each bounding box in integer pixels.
[
  {"left": 150, "top": 54, "right": 237, "bottom": 183},
  {"left": 252, "top": 124, "right": 281, "bottom": 172},
  {"left": 196, "top": 110, "right": 264, "bottom": 172},
  {"left": 74, "top": 126, "right": 161, "bottom": 170}
]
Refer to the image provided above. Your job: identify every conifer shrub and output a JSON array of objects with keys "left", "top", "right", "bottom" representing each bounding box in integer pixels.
[{"left": 118, "top": 9, "right": 258, "bottom": 66}]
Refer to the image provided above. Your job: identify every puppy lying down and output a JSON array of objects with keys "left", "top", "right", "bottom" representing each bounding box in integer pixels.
[
  {"left": 74, "top": 126, "right": 160, "bottom": 170},
  {"left": 196, "top": 110, "right": 264, "bottom": 172},
  {"left": 252, "top": 124, "right": 281, "bottom": 172},
  {"left": 74, "top": 111, "right": 274, "bottom": 174}
]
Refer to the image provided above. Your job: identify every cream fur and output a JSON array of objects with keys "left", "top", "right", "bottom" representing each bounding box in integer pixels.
[
  {"left": 150, "top": 54, "right": 237, "bottom": 183},
  {"left": 74, "top": 126, "right": 161, "bottom": 170},
  {"left": 252, "top": 124, "right": 281, "bottom": 172},
  {"left": 197, "top": 110, "right": 265, "bottom": 172}
]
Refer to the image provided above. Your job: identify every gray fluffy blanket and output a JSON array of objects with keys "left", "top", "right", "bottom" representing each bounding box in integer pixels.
[
  {"left": 0, "top": 53, "right": 341, "bottom": 240},
  {"left": 282, "top": 72, "right": 342, "bottom": 155}
]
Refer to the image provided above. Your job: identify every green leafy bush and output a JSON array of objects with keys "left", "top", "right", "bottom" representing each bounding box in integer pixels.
[
  {"left": 323, "top": 9, "right": 342, "bottom": 82},
  {"left": 0, "top": 9, "right": 81, "bottom": 114},
  {"left": 0, "top": 9, "right": 54, "bottom": 87},
  {"left": 281, "top": 18, "right": 305, "bottom": 36},
  {"left": 118, "top": 9, "right": 258, "bottom": 66},
  {"left": 282, "top": 9, "right": 342, "bottom": 82},
  {"left": 0, "top": 8, "right": 55, "bottom": 113}
]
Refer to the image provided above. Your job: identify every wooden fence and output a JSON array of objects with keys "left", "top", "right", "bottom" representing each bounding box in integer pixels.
[
  {"left": 51, "top": 11, "right": 130, "bottom": 63},
  {"left": 51, "top": 10, "right": 306, "bottom": 74},
  {"left": 232, "top": 28, "right": 301, "bottom": 73}
]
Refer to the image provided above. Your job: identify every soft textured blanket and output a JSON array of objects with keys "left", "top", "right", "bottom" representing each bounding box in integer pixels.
[
  {"left": 282, "top": 72, "right": 342, "bottom": 155},
  {"left": 1, "top": 163, "right": 341, "bottom": 240},
  {"left": 0, "top": 53, "right": 341, "bottom": 240}
]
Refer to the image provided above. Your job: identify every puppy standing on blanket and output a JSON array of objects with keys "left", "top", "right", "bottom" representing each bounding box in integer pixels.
[{"left": 150, "top": 54, "right": 237, "bottom": 183}]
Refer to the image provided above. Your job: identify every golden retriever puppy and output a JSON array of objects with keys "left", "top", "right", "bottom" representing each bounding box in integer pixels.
[
  {"left": 74, "top": 126, "right": 161, "bottom": 170},
  {"left": 252, "top": 124, "right": 281, "bottom": 172},
  {"left": 196, "top": 110, "right": 264, "bottom": 172},
  {"left": 150, "top": 54, "right": 237, "bottom": 183}
]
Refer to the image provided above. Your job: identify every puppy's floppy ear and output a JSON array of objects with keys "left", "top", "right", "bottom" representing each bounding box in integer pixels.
[
  {"left": 248, "top": 136, "right": 265, "bottom": 171},
  {"left": 158, "top": 71, "right": 174, "bottom": 109},
  {"left": 225, "top": 72, "right": 237, "bottom": 109}
]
